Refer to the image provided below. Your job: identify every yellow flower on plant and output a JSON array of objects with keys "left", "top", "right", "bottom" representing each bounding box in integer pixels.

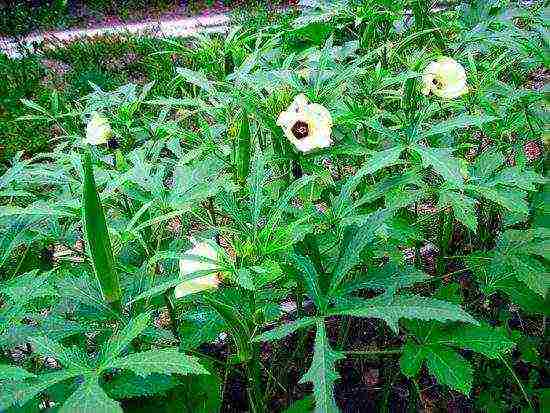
[
  {"left": 277, "top": 94, "right": 333, "bottom": 153},
  {"left": 85, "top": 112, "right": 112, "bottom": 145},
  {"left": 174, "top": 239, "right": 220, "bottom": 299},
  {"left": 422, "top": 57, "right": 468, "bottom": 99}
]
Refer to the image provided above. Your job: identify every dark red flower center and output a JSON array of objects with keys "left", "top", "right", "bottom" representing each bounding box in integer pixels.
[{"left": 291, "top": 121, "right": 309, "bottom": 140}]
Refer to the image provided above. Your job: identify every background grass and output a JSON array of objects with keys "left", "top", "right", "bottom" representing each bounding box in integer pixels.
[{"left": 0, "top": 0, "right": 288, "bottom": 36}]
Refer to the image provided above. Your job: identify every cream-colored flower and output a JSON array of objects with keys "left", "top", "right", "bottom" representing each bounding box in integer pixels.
[
  {"left": 85, "top": 112, "right": 112, "bottom": 145},
  {"left": 422, "top": 57, "right": 468, "bottom": 99},
  {"left": 277, "top": 94, "right": 333, "bottom": 153},
  {"left": 174, "top": 239, "right": 220, "bottom": 299},
  {"left": 297, "top": 68, "right": 311, "bottom": 79}
]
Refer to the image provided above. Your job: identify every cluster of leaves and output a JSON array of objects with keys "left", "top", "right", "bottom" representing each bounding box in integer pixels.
[{"left": 0, "top": 0, "right": 547, "bottom": 411}]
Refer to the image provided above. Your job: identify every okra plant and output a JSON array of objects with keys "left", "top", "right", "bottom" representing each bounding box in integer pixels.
[{"left": 0, "top": 1, "right": 547, "bottom": 411}]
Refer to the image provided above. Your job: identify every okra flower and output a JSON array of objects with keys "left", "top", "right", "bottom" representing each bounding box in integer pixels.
[
  {"left": 422, "top": 57, "right": 468, "bottom": 99},
  {"left": 174, "top": 239, "right": 220, "bottom": 299},
  {"left": 277, "top": 94, "right": 333, "bottom": 153},
  {"left": 85, "top": 112, "right": 112, "bottom": 145}
]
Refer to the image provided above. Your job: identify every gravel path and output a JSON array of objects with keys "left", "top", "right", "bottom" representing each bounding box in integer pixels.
[{"left": 0, "top": 13, "right": 229, "bottom": 59}]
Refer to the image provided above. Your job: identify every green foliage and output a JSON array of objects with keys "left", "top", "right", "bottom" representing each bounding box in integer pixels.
[
  {"left": 299, "top": 320, "right": 345, "bottom": 413},
  {"left": 82, "top": 149, "right": 122, "bottom": 309},
  {"left": 331, "top": 294, "right": 477, "bottom": 334},
  {"left": 467, "top": 228, "right": 549, "bottom": 308},
  {"left": 400, "top": 322, "right": 515, "bottom": 395},
  {"left": 0, "top": 1, "right": 547, "bottom": 411}
]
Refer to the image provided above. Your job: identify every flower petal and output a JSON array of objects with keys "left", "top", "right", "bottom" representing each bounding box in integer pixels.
[{"left": 85, "top": 112, "right": 111, "bottom": 145}]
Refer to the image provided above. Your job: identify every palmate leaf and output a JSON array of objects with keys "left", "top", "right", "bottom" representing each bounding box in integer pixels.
[
  {"left": 400, "top": 342, "right": 473, "bottom": 395},
  {"left": 334, "top": 146, "right": 403, "bottom": 219},
  {"left": 466, "top": 253, "right": 549, "bottom": 314},
  {"left": 104, "top": 371, "right": 179, "bottom": 399},
  {"left": 443, "top": 324, "right": 515, "bottom": 359},
  {"left": 331, "top": 209, "right": 392, "bottom": 293},
  {"left": 0, "top": 365, "right": 35, "bottom": 381},
  {"left": 0, "top": 370, "right": 81, "bottom": 410},
  {"left": 82, "top": 149, "right": 121, "bottom": 308},
  {"left": 56, "top": 276, "right": 120, "bottom": 321},
  {"left": 266, "top": 174, "right": 316, "bottom": 231},
  {"left": 175, "top": 67, "right": 213, "bottom": 93},
  {"left": 424, "top": 345, "right": 473, "bottom": 395},
  {"left": 60, "top": 375, "right": 122, "bottom": 413},
  {"left": 487, "top": 229, "right": 549, "bottom": 297},
  {"left": 28, "top": 336, "right": 90, "bottom": 371},
  {"left": 177, "top": 369, "right": 223, "bottom": 413},
  {"left": 299, "top": 320, "right": 344, "bottom": 413},
  {"left": 331, "top": 294, "right": 478, "bottom": 334},
  {"left": 401, "top": 319, "right": 514, "bottom": 395},
  {"left": 1, "top": 270, "right": 57, "bottom": 304},
  {"left": 200, "top": 295, "right": 253, "bottom": 362},
  {"left": 288, "top": 254, "right": 326, "bottom": 312},
  {"left": 99, "top": 313, "right": 151, "bottom": 368},
  {"left": 0, "top": 219, "right": 35, "bottom": 269},
  {"left": 336, "top": 264, "right": 429, "bottom": 298},
  {"left": 399, "top": 342, "right": 424, "bottom": 377},
  {"left": 422, "top": 114, "right": 497, "bottom": 138},
  {"left": 0, "top": 202, "right": 78, "bottom": 219},
  {"left": 466, "top": 185, "right": 529, "bottom": 215},
  {"left": 179, "top": 307, "right": 226, "bottom": 350},
  {"left": 438, "top": 190, "right": 478, "bottom": 233},
  {"left": 488, "top": 167, "right": 546, "bottom": 191},
  {"left": 355, "top": 169, "right": 422, "bottom": 207},
  {"left": 107, "top": 348, "right": 209, "bottom": 377},
  {"left": 505, "top": 255, "right": 549, "bottom": 298},
  {"left": 412, "top": 145, "right": 464, "bottom": 187},
  {"left": 253, "top": 317, "right": 318, "bottom": 343}
]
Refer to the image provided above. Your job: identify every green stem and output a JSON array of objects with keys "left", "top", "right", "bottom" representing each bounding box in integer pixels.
[
  {"left": 412, "top": 379, "right": 425, "bottom": 412},
  {"left": 245, "top": 345, "right": 265, "bottom": 413},
  {"left": 499, "top": 355, "right": 533, "bottom": 410},
  {"left": 346, "top": 349, "right": 402, "bottom": 356},
  {"left": 163, "top": 290, "right": 180, "bottom": 344},
  {"left": 206, "top": 197, "right": 218, "bottom": 227},
  {"left": 336, "top": 317, "right": 352, "bottom": 350},
  {"left": 437, "top": 209, "right": 454, "bottom": 275}
]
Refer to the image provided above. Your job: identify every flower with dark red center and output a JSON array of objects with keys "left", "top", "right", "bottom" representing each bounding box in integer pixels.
[{"left": 277, "top": 94, "right": 333, "bottom": 153}]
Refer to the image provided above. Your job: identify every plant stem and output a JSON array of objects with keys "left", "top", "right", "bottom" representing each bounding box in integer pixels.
[
  {"left": 499, "top": 355, "right": 533, "bottom": 410},
  {"left": 163, "top": 290, "right": 180, "bottom": 344},
  {"left": 346, "top": 348, "right": 402, "bottom": 356},
  {"left": 207, "top": 196, "right": 218, "bottom": 226},
  {"left": 336, "top": 316, "right": 352, "bottom": 350},
  {"left": 437, "top": 209, "right": 454, "bottom": 275},
  {"left": 245, "top": 347, "right": 265, "bottom": 413}
]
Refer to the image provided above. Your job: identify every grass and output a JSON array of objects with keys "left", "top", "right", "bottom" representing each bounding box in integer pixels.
[{"left": 0, "top": 0, "right": 287, "bottom": 36}]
